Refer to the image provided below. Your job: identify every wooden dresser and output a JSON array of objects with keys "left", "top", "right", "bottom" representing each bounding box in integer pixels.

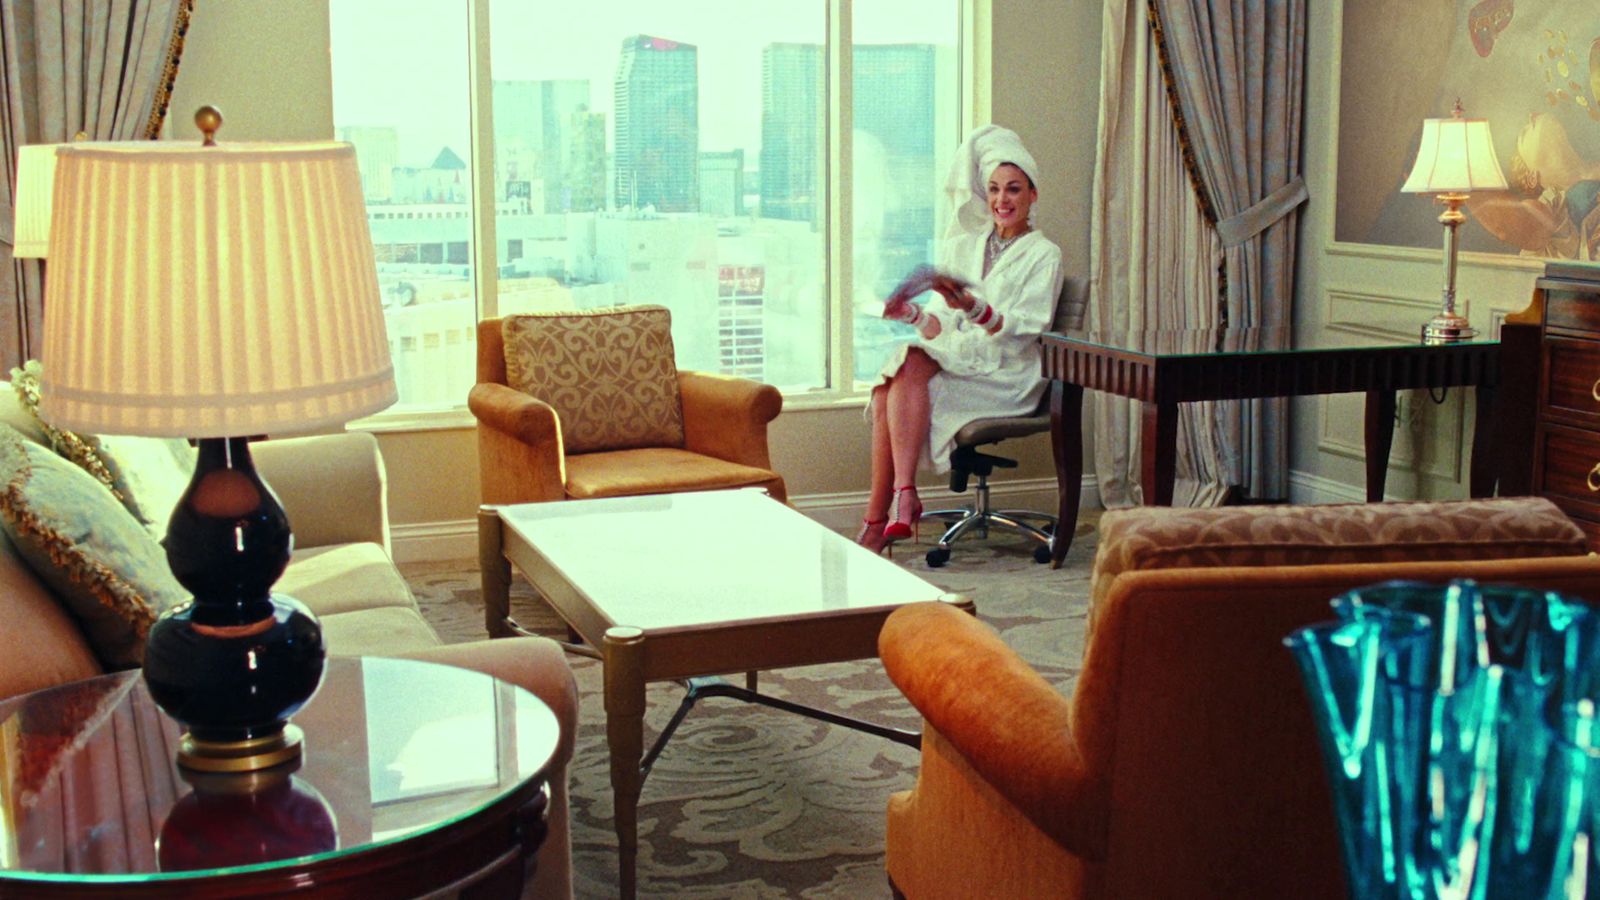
[{"left": 1523, "top": 263, "right": 1600, "bottom": 549}]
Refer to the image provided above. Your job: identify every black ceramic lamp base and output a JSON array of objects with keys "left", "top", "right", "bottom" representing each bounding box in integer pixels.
[
  {"left": 142, "top": 437, "right": 326, "bottom": 772},
  {"left": 157, "top": 756, "right": 338, "bottom": 870}
]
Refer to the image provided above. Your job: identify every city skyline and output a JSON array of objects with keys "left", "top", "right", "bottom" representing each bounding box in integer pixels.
[
  {"left": 330, "top": 0, "right": 951, "bottom": 164},
  {"left": 329, "top": 5, "right": 958, "bottom": 405}
]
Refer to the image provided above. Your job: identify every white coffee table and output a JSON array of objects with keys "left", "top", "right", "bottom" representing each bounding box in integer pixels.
[{"left": 477, "top": 489, "right": 965, "bottom": 899}]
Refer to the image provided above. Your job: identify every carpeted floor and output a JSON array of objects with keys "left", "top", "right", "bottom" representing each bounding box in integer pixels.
[{"left": 401, "top": 520, "right": 1097, "bottom": 899}]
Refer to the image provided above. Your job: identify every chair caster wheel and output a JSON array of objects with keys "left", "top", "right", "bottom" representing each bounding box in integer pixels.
[
  {"left": 1033, "top": 545, "right": 1053, "bottom": 565},
  {"left": 926, "top": 547, "right": 950, "bottom": 568}
]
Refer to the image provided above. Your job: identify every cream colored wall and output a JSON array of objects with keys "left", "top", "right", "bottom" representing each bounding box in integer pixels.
[
  {"left": 169, "top": 1, "right": 1101, "bottom": 528},
  {"left": 1290, "top": 0, "right": 1540, "bottom": 502},
  {"left": 166, "top": 0, "right": 332, "bottom": 142}
]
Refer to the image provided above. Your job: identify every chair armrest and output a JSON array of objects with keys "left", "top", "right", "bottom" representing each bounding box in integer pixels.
[
  {"left": 879, "top": 602, "right": 1104, "bottom": 856},
  {"left": 678, "top": 370, "right": 781, "bottom": 469},
  {"left": 254, "top": 432, "right": 389, "bottom": 552},
  {"left": 395, "top": 637, "right": 578, "bottom": 900},
  {"left": 468, "top": 382, "right": 565, "bottom": 504},
  {"left": 397, "top": 637, "right": 579, "bottom": 764}
]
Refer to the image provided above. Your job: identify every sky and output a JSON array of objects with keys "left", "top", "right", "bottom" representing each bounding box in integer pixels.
[{"left": 328, "top": 0, "right": 956, "bottom": 168}]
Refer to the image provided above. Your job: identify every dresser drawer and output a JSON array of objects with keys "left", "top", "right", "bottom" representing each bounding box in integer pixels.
[
  {"left": 1544, "top": 337, "right": 1600, "bottom": 427},
  {"left": 1569, "top": 513, "right": 1600, "bottom": 553},
  {"left": 1547, "top": 290, "right": 1600, "bottom": 338},
  {"left": 1536, "top": 422, "right": 1600, "bottom": 523}
]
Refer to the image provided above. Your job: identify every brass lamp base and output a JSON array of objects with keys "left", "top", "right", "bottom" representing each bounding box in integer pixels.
[
  {"left": 177, "top": 724, "right": 305, "bottom": 773},
  {"left": 1422, "top": 311, "right": 1477, "bottom": 345}
]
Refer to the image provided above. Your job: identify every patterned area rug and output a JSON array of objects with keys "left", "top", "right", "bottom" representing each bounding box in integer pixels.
[{"left": 402, "top": 521, "right": 1097, "bottom": 899}]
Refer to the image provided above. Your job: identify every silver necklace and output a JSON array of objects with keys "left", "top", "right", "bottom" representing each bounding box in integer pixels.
[
  {"left": 988, "top": 228, "right": 1025, "bottom": 254},
  {"left": 984, "top": 227, "right": 1027, "bottom": 275}
]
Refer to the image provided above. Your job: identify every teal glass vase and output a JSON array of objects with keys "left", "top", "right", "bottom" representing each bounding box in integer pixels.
[{"left": 1285, "top": 580, "right": 1600, "bottom": 899}]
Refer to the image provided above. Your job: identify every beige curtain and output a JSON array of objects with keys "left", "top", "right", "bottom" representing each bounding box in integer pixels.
[
  {"left": 1090, "top": 0, "right": 1233, "bottom": 508},
  {"left": 1151, "top": 0, "right": 1305, "bottom": 501},
  {"left": 0, "top": 0, "right": 192, "bottom": 370},
  {"left": 1090, "top": 0, "right": 1305, "bottom": 506}
]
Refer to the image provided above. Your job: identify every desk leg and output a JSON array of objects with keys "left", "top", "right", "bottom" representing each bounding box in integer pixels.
[
  {"left": 1140, "top": 401, "right": 1178, "bottom": 506},
  {"left": 1364, "top": 390, "right": 1396, "bottom": 502},
  {"left": 1050, "top": 380, "right": 1084, "bottom": 568},
  {"left": 1469, "top": 381, "right": 1498, "bottom": 498},
  {"left": 604, "top": 626, "right": 647, "bottom": 900},
  {"left": 478, "top": 508, "right": 513, "bottom": 639}
]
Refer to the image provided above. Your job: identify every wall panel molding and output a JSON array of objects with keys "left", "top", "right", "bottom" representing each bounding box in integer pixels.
[{"left": 1314, "top": 287, "right": 1468, "bottom": 484}]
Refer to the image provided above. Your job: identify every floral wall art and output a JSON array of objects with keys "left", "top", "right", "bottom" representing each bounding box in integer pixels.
[{"left": 1336, "top": 0, "right": 1599, "bottom": 259}]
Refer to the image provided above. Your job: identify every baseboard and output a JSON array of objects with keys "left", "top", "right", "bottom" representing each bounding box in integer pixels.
[
  {"left": 787, "top": 475, "right": 1099, "bottom": 532},
  {"left": 1287, "top": 469, "right": 1366, "bottom": 505},
  {"left": 391, "top": 520, "right": 481, "bottom": 563},
  {"left": 390, "top": 475, "right": 1103, "bottom": 564}
]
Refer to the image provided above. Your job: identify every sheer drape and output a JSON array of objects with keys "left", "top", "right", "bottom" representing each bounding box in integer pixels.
[
  {"left": 0, "top": 0, "right": 191, "bottom": 370},
  {"left": 1090, "top": 0, "right": 1306, "bottom": 506}
]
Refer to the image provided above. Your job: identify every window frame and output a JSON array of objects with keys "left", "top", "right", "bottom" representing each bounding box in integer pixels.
[{"left": 349, "top": 0, "right": 989, "bottom": 433}]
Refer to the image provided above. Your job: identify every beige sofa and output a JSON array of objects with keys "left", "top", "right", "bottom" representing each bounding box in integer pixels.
[{"left": 0, "top": 394, "right": 580, "bottom": 897}]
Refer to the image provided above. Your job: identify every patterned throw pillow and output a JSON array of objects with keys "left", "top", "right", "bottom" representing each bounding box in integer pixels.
[
  {"left": 9, "top": 361, "right": 194, "bottom": 540},
  {"left": 0, "top": 424, "right": 189, "bottom": 669},
  {"left": 91, "top": 435, "right": 195, "bottom": 541},
  {"left": 501, "top": 305, "right": 686, "bottom": 454}
]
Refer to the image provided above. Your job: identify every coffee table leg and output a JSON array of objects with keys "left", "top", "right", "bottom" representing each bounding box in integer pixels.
[
  {"left": 478, "top": 507, "right": 513, "bottom": 639},
  {"left": 604, "top": 626, "right": 647, "bottom": 900}
]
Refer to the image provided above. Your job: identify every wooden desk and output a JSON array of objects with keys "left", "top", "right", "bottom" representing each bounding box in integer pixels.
[{"left": 1040, "top": 333, "right": 1504, "bottom": 566}]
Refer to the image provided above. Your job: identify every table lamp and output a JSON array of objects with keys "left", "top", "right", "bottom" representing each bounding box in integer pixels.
[
  {"left": 10, "top": 142, "right": 64, "bottom": 259},
  {"left": 37, "top": 107, "right": 397, "bottom": 772},
  {"left": 1400, "top": 100, "right": 1509, "bottom": 344}
]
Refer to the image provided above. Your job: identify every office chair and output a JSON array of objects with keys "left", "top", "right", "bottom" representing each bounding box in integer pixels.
[{"left": 922, "top": 275, "right": 1088, "bottom": 568}]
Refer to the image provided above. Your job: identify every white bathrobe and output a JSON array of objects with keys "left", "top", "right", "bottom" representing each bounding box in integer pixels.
[{"left": 876, "top": 227, "right": 1064, "bottom": 473}]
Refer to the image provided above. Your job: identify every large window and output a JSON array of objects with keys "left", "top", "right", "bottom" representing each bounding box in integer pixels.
[{"left": 330, "top": 0, "right": 962, "bottom": 415}]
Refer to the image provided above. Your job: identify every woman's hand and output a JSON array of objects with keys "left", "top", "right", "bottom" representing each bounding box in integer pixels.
[
  {"left": 883, "top": 295, "right": 922, "bottom": 325},
  {"left": 930, "top": 274, "right": 973, "bottom": 311}
]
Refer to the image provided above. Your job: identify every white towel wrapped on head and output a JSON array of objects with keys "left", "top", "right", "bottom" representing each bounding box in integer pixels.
[{"left": 942, "top": 124, "right": 1040, "bottom": 242}]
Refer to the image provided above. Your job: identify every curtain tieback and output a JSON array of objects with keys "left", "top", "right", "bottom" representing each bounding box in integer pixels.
[{"left": 1215, "top": 176, "right": 1308, "bottom": 248}]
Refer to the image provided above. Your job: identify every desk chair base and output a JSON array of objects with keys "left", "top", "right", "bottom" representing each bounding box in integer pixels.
[{"left": 923, "top": 454, "right": 1056, "bottom": 568}]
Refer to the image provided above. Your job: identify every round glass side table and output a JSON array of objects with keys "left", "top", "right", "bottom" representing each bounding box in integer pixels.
[{"left": 0, "top": 656, "right": 559, "bottom": 898}]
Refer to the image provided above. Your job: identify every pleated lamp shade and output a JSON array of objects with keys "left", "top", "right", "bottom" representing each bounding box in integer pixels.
[
  {"left": 1400, "top": 114, "right": 1509, "bottom": 194},
  {"left": 11, "top": 143, "right": 63, "bottom": 259},
  {"left": 39, "top": 141, "right": 397, "bottom": 437}
]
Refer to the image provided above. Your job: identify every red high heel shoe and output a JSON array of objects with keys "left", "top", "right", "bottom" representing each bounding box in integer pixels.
[
  {"left": 883, "top": 487, "right": 922, "bottom": 542},
  {"left": 855, "top": 517, "right": 889, "bottom": 555}
]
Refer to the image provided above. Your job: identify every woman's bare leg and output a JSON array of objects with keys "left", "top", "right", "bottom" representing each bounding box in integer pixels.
[
  {"left": 886, "top": 347, "right": 940, "bottom": 488},
  {"left": 881, "top": 347, "right": 940, "bottom": 540},
  {"left": 866, "top": 384, "right": 894, "bottom": 522}
]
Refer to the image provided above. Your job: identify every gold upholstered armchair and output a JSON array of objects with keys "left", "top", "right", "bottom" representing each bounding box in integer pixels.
[
  {"left": 878, "top": 497, "right": 1600, "bottom": 899},
  {"left": 469, "top": 305, "right": 787, "bottom": 505}
]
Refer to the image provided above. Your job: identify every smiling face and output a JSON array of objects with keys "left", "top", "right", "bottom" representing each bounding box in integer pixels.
[{"left": 987, "top": 163, "right": 1037, "bottom": 237}]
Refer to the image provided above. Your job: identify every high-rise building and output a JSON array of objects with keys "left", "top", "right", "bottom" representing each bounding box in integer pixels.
[
  {"left": 614, "top": 35, "right": 699, "bottom": 213},
  {"left": 338, "top": 125, "right": 400, "bottom": 203},
  {"left": 565, "top": 105, "right": 607, "bottom": 213},
  {"left": 493, "top": 79, "right": 590, "bottom": 213},
  {"left": 699, "top": 150, "right": 745, "bottom": 218},
  {"left": 854, "top": 44, "right": 938, "bottom": 267},
  {"left": 759, "top": 44, "right": 824, "bottom": 226},
  {"left": 759, "top": 43, "right": 937, "bottom": 245}
]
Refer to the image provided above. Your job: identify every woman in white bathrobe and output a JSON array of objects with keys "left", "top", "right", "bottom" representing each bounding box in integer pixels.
[{"left": 859, "top": 125, "right": 1064, "bottom": 553}]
